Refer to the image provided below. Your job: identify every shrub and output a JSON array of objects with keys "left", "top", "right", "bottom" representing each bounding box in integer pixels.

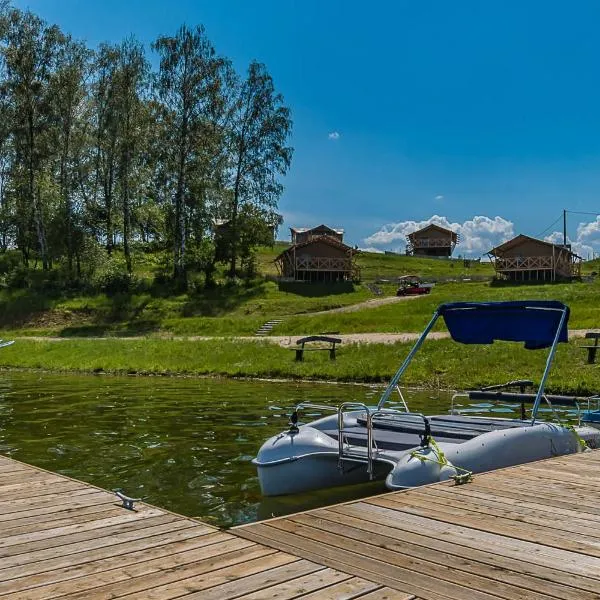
[
  {"left": 93, "top": 257, "right": 139, "bottom": 296},
  {"left": 6, "top": 264, "right": 31, "bottom": 289}
]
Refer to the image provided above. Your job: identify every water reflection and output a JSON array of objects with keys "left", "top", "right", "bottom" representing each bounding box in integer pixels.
[{"left": 0, "top": 373, "right": 578, "bottom": 527}]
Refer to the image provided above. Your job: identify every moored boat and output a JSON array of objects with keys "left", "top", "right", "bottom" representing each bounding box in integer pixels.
[{"left": 254, "top": 301, "right": 600, "bottom": 496}]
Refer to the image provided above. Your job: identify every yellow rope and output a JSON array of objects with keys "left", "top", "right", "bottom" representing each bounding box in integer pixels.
[
  {"left": 409, "top": 438, "right": 473, "bottom": 485},
  {"left": 563, "top": 423, "right": 588, "bottom": 451}
]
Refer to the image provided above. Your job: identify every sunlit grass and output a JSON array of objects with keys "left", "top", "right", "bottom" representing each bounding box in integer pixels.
[
  {"left": 277, "top": 280, "right": 600, "bottom": 334},
  {"left": 1, "top": 336, "right": 598, "bottom": 396}
]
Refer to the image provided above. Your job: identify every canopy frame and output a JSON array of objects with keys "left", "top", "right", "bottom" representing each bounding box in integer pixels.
[{"left": 376, "top": 302, "right": 570, "bottom": 425}]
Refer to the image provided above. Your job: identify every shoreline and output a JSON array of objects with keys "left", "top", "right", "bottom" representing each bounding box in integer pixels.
[
  {"left": 0, "top": 335, "right": 598, "bottom": 396},
  {"left": 0, "top": 364, "right": 457, "bottom": 393}
]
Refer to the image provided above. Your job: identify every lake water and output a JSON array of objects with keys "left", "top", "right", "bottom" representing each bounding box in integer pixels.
[{"left": 0, "top": 372, "right": 575, "bottom": 527}]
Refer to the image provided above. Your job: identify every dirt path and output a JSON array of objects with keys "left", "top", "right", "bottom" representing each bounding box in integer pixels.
[
  {"left": 308, "top": 293, "right": 422, "bottom": 315},
  {"left": 14, "top": 329, "right": 597, "bottom": 346}
]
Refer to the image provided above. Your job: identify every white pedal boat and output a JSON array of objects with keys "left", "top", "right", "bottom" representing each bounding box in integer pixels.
[{"left": 254, "top": 301, "right": 600, "bottom": 496}]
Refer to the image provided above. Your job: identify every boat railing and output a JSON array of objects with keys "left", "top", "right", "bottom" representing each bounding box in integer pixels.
[
  {"left": 450, "top": 388, "right": 599, "bottom": 425},
  {"left": 338, "top": 404, "right": 431, "bottom": 478},
  {"left": 337, "top": 402, "right": 374, "bottom": 477}
]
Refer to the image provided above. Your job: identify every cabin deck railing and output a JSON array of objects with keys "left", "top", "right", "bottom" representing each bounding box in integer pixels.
[
  {"left": 295, "top": 256, "right": 354, "bottom": 271},
  {"left": 494, "top": 255, "right": 580, "bottom": 276},
  {"left": 407, "top": 237, "right": 455, "bottom": 248}
]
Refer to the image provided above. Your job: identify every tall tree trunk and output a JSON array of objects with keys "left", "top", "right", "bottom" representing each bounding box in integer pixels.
[
  {"left": 173, "top": 115, "right": 187, "bottom": 284},
  {"left": 28, "top": 113, "right": 49, "bottom": 271},
  {"left": 228, "top": 158, "right": 242, "bottom": 277},
  {"left": 122, "top": 151, "right": 132, "bottom": 274},
  {"left": 62, "top": 121, "right": 73, "bottom": 275},
  {"left": 33, "top": 186, "right": 49, "bottom": 270},
  {"left": 105, "top": 162, "right": 114, "bottom": 255}
]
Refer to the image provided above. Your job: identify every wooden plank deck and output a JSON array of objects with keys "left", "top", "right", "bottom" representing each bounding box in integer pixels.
[
  {"left": 0, "top": 455, "right": 402, "bottom": 599},
  {"left": 236, "top": 450, "right": 600, "bottom": 600}
]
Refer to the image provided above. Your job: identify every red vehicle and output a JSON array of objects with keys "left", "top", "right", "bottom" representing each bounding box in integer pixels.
[{"left": 396, "top": 275, "right": 432, "bottom": 296}]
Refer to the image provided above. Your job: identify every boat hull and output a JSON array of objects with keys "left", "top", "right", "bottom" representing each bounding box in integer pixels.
[
  {"left": 254, "top": 420, "right": 600, "bottom": 496},
  {"left": 256, "top": 452, "right": 378, "bottom": 496},
  {"left": 253, "top": 424, "right": 394, "bottom": 496},
  {"left": 386, "top": 422, "right": 593, "bottom": 489}
]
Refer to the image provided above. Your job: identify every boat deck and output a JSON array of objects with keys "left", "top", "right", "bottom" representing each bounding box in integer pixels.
[
  {"left": 0, "top": 455, "right": 401, "bottom": 599},
  {"left": 236, "top": 450, "right": 600, "bottom": 600}
]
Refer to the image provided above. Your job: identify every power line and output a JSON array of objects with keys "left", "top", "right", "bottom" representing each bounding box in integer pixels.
[
  {"left": 536, "top": 214, "right": 563, "bottom": 238},
  {"left": 566, "top": 210, "right": 600, "bottom": 217}
]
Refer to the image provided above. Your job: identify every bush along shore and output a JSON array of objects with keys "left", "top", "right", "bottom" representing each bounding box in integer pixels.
[{"left": 0, "top": 337, "right": 598, "bottom": 396}]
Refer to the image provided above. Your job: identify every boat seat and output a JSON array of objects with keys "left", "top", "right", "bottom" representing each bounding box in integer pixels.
[
  {"left": 321, "top": 426, "right": 465, "bottom": 451},
  {"left": 329, "top": 413, "right": 532, "bottom": 451},
  {"left": 356, "top": 413, "right": 529, "bottom": 437}
]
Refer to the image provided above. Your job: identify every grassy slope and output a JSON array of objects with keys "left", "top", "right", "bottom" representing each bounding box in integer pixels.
[
  {"left": 276, "top": 279, "right": 600, "bottom": 334},
  {"left": 0, "top": 248, "right": 494, "bottom": 337},
  {"left": 1, "top": 248, "right": 598, "bottom": 339},
  {"left": 1, "top": 249, "right": 599, "bottom": 392},
  {"left": 357, "top": 251, "right": 494, "bottom": 281},
  {"left": 0, "top": 337, "right": 597, "bottom": 395}
]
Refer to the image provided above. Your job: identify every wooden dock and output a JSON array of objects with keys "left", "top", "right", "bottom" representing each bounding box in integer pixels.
[
  {"left": 0, "top": 455, "right": 401, "bottom": 599},
  {"left": 236, "top": 450, "right": 600, "bottom": 600},
  {"left": 1, "top": 452, "right": 600, "bottom": 599}
]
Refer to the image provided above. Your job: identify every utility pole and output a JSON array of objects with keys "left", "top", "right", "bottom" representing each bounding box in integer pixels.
[{"left": 563, "top": 209, "right": 567, "bottom": 247}]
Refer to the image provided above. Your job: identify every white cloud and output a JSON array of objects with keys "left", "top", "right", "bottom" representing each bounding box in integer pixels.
[
  {"left": 576, "top": 216, "right": 600, "bottom": 242},
  {"left": 363, "top": 215, "right": 515, "bottom": 257},
  {"left": 328, "top": 131, "right": 340, "bottom": 140},
  {"left": 544, "top": 225, "right": 599, "bottom": 259},
  {"left": 434, "top": 195, "right": 444, "bottom": 201},
  {"left": 358, "top": 246, "right": 385, "bottom": 254},
  {"left": 364, "top": 213, "right": 600, "bottom": 259}
]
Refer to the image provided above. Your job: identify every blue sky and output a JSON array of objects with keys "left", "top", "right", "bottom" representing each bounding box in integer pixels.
[{"left": 13, "top": 0, "right": 600, "bottom": 257}]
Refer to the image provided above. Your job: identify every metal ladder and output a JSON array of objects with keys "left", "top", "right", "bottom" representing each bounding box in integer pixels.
[
  {"left": 290, "top": 398, "right": 428, "bottom": 481},
  {"left": 337, "top": 402, "right": 376, "bottom": 478}
]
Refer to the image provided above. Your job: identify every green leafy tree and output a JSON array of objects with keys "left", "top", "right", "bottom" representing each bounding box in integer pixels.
[
  {"left": 50, "top": 35, "right": 91, "bottom": 275},
  {"left": 114, "top": 37, "right": 149, "bottom": 274},
  {"left": 224, "top": 61, "right": 292, "bottom": 277},
  {"left": 152, "top": 24, "right": 230, "bottom": 286},
  {"left": 90, "top": 43, "right": 121, "bottom": 255},
  {"left": 1, "top": 9, "right": 64, "bottom": 269}
]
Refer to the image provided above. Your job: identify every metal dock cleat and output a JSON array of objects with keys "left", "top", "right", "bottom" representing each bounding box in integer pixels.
[{"left": 113, "top": 488, "right": 143, "bottom": 510}]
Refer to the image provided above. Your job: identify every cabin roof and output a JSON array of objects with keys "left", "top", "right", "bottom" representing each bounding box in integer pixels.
[
  {"left": 489, "top": 234, "right": 580, "bottom": 257},
  {"left": 407, "top": 223, "right": 457, "bottom": 239},
  {"left": 275, "top": 235, "right": 356, "bottom": 261},
  {"left": 290, "top": 224, "right": 344, "bottom": 235}
]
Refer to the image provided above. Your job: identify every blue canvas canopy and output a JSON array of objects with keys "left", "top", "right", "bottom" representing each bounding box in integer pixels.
[{"left": 438, "top": 301, "right": 569, "bottom": 349}]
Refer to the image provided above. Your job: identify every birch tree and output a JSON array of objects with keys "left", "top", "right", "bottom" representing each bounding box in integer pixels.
[
  {"left": 152, "top": 24, "right": 228, "bottom": 285},
  {"left": 114, "top": 37, "right": 149, "bottom": 273},
  {"left": 225, "top": 61, "right": 292, "bottom": 276},
  {"left": 1, "top": 9, "right": 63, "bottom": 268},
  {"left": 51, "top": 35, "right": 90, "bottom": 274}
]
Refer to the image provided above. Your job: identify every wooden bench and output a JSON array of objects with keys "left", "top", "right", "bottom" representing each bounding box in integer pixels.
[
  {"left": 294, "top": 335, "right": 342, "bottom": 361},
  {"left": 580, "top": 332, "right": 600, "bottom": 364}
]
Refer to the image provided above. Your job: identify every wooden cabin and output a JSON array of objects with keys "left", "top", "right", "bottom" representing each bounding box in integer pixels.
[
  {"left": 290, "top": 224, "right": 344, "bottom": 245},
  {"left": 488, "top": 234, "right": 582, "bottom": 282},
  {"left": 275, "top": 226, "right": 359, "bottom": 282},
  {"left": 406, "top": 224, "right": 459, "bottom": 257}
]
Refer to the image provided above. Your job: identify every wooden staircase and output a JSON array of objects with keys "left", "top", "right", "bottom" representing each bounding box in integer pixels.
[{"left": 255, "top": 319, "right": 283, "bottom": 336}]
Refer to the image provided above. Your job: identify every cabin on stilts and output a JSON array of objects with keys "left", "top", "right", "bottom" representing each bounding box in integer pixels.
[
  {"left": 406, "top": 224, "right": 459, "bottom": 257},
  {"left": 275, "top": 225, "right": 360, "bottom": 283},
  {"left": 488, "top": 234, "right": 582, "bottom": 282}
]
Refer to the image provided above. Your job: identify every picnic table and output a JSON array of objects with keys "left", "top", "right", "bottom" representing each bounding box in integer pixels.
[{"left": 294, "top": 335, "right": 342, "bottom": 361}]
